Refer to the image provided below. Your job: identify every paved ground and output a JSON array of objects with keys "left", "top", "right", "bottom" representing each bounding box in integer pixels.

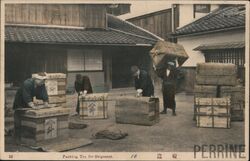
[{"left": 5, "top": 89, "right": 245, "bottom": 152}]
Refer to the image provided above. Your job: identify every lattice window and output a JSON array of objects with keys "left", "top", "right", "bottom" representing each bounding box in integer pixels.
[{"left": 67, "top": 49, "right": 103, "bottom": 71}]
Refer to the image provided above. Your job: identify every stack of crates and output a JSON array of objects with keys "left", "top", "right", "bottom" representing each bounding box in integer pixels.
[
  {"left": 20, "top": 73, "right": 70, "bottom": 145},
  {"left": 194, "top": 63, "right": 245, "bottom": 128}
]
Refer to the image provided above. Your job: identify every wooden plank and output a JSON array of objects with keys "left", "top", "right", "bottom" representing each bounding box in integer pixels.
[
  {"left": 194, "top": 85, "right": 217, "bottom": 97},
  {"left": 22, "top": 107, "right": 70, "bottom": 118},
  {"left": 21, "top": 128, "right": 69, "bottom": 144},
  {"left": 196, "top": 115, "right": 230, "bottom": 128},
  {"left": 48, "top": 95, "right": 66, "bottom": 104},
  {"left": 195, "top": 97, "right": 230, "bottom": 106},
  {"left": 197, "top": 63, "right": 237, "bottom": 76},
  {"left": 21, "top": 114, "right": 68, "bottom": 123},
  {"left": 196, "top": 75, "right": 237, "bottom": 86},
  {"left": 21, "top": 120, "right": 68, "bottom": 132}
]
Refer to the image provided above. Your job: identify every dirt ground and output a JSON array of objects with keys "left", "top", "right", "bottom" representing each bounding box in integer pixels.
[{"left": 4, "top": 90, "right": 245, "bottom": 152}]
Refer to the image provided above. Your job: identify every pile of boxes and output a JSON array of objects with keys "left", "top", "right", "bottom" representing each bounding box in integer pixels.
[{"left": 194, "top": 63, "right": 245, "bottom": 128}]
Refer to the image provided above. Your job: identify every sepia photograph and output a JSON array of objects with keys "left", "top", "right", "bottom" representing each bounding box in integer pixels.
[{"left": 0, "top": 0, "right": 249, "bottom": 160}]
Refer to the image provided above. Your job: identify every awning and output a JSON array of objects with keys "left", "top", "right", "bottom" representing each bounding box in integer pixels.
[{"left": 194, "top": 41, "right": 245, "bottom": 51}]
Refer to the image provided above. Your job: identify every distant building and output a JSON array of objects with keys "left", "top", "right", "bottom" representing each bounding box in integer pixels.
[
  {"left": 126, "top": 6, "right": 179, "bottom": 41},
  {"left": 172, "top": 5, "right": 246, "bottom": 90},
  {"left": 5, "top": 4, "right": 160, "bottom": 92}
]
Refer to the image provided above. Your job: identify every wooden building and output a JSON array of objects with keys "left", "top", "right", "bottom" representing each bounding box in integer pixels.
[
  {"left": 5, "top": 4, "right": 160, "bottom": 92},
  {"left": 126, "top": 6, "right": 179, "bottom": 42},
  {"left": 125, "top": 4, "right": 246, "bottom": 92},
  {"left": 172, "top": 5, "right": 246, "bottom": 90}
]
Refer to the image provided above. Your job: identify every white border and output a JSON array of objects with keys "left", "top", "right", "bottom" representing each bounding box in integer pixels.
[{"left": 0, "top": 0, "right": 249, "bottom": 160}]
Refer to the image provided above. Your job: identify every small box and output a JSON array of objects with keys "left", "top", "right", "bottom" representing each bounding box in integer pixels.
[
  {"left": 33, "top": 73, "right": 67, "bottom": 108},
  {"left": 20, "top": 107, "right": 70, "bottom": 145},
  {"left": 195, "top": 97, "right": 231, "bottom": 128},
  {"left": 79, "top": 93, "right": 108, "bottom": 119}
]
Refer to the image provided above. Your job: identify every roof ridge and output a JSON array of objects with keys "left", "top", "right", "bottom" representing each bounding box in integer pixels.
[
  {"left": 173, "top": 5, "right": 245, "bottom": 37},
  {"left": 199, "top": 41, "right": 245, "bottom": 46},
  {"left": 5, "top": 23, "right": 86, "bottom": 30},
  {"left": 109, "top": 27, "right": 158, "bottom": 42},
  {"left": 107, "top": 14, "right": 163, "bottom": 41},
  {"left": 176, "top": 7, "right": 222, "bottom": 30}
]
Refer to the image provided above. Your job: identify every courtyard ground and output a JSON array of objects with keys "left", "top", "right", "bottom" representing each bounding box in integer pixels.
[{"left": 4, "top": 88, "right": 245, "bottom": 152}]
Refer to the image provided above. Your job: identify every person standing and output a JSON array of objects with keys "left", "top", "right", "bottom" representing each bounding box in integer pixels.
[
  {"left": 75, "top": 74, "right": 93, "bottom": 114},
  {"left": 160, "top": 62, "right": 178, "bottom": 116},
  {"left": 13, "top": 72, "right": 49, "bottom": 144},
  {"left": 131, "top": 65, "right": 154, "bottom": 97}
]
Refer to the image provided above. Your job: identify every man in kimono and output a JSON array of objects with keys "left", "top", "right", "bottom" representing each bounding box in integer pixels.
[
  {"left": 131, "top": 65, "right": 154, "bottom": 97},
  {"left": 74, "top": 74, "right": 93, "bottom": 114},
  {"left": 160, "top": 62, "right": 178, "bottom": 116},
  {"left": 13, "top": 72, "right": 49, "bottom": 144}
]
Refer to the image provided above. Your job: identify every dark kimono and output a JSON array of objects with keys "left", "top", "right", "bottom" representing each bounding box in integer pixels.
[
  {"left": 162, "top": 68, "right": 178, "bottom": 110},
  {"left": 134, "top": 70, "right": 154, "bottom": 97},
  {"left": 13, "top": 78, "right": 48, "bottom": 109},
  {"left": 13, "top": 78, "right": 48, "bottom": 142},
  {"left": 75, "top": 76, "right": 93, "bottom": 113}
]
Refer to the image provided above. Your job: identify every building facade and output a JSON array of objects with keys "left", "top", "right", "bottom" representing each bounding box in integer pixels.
[
  {"left": 172, "top": 5, "right": 246, "bottom": 91},
  {"left": 5, "top": 4, "right": 160, "bottom": 92}
]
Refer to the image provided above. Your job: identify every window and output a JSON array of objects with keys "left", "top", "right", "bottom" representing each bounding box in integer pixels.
[
  {"left": 193, "top": 4, "right": 210, "bottom": 18},
  {"left": 67, "top": 49, "right": 103, "bottom": 71},
  {"left": 204, "top": 49, "right": 245, "bottom": 67}
]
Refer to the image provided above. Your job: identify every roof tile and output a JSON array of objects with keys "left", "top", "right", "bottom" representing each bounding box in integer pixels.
[
  {"left": 5, "top": 14, "right": 159, "bottom": 45},
  {"left": 173, "top": 5, "right": 245, "bottom": 36}
]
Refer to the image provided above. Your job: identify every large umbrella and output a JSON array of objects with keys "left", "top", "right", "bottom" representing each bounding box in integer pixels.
[{"left": 150, "top": 40, "right": 189, "bottom": 68}]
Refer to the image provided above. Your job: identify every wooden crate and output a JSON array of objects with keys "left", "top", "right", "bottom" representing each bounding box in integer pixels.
[
  {"left": 115, "top": 96, "right": 159, "bottom": 126},
  {"left": 196, "top": 63, "right": 237, "bottom": 86},
  {"left": 33, "top": 73, "right": 67, "bottom": 107},
  {"left": 79, "top": 93, "right": 108, "bottom": 119},
  {"left": 45, "top": 73, "right": 66, "bottom": 107},
  {"left": 193, "top": 85, "right": 218, "bottom": 120},
  {"left": 195, "top": 97, "right": 231, "bottom": 128},
  {"left": 194, "top": 85, "right": 217, "bottom": 97},
  {"left": 20, "top": 107, "right": 70, "bottom": 145},
  {"left": 220, "top": 86, "right": 245, "bottom": 121}
]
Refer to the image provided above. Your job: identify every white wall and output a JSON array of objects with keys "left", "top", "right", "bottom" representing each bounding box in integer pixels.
[
  {"left": 178, "top": 4, "right": 219, "bottom": 28},
  {"left": 177, "top": 30, "right": 245, "bottom": 67}
]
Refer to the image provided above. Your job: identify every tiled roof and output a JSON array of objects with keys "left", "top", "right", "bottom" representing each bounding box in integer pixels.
[
  {"left": 107, "top": 14, "right": 162, "bottom": 40},
  {"left": 193, "top": 41, "right": 245, "bottom": 51},
  {"left": 5, "top": 14, "right": 159, "bottom": 46},
  {"left": 173, "top": 5, "right": 245, "bottom": 37}
]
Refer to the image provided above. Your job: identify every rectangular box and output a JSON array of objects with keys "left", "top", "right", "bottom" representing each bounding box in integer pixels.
[
  {"left": 195, "top": 97, "right": 231, "bottom": 128},
  {"left": 115, "top": 96, "right": 159, "bottom": 126},
  {"left": 33, "top": 73, "right": 67, "bottom": 108},
  {"left": 220, "top": 86, "right": 245, "bottom": 121},
  {"left": 79, "top": 93, "right": 108, "bottom": 119},
  {"left": 196, "top": 115, "right": 231, "bottom": 128},
  {"left": 196, "top": 63, "right": 237, "bottom": 86},
  {"left": 194, "top": 85, "right": 217, "bottom": 97},
  {"left": 20, "top": 107, "right": 70, "bottom": 145}
]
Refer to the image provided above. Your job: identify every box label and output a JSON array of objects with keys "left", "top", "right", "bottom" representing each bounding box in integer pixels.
[
  {"left": 45, "top": 80, "right": 58, "bottom": 95},
  {"left": 87, "top": 101, "right": 98, "bottom": 116},
  {"left": 45, "top": 118, "right": 57, "bottom": 139}
]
